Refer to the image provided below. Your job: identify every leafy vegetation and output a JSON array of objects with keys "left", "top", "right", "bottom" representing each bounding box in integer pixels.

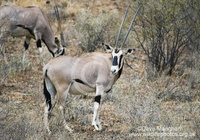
[{"left": 134, "top": 0, "right": 200, "bottom": 75}]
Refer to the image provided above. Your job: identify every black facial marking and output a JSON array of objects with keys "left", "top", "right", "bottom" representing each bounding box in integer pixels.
[
  {"left": 119, "top": 55, "right": 123, "bottom": 68},
  {"left": 60, "top": 49, "right": 65, "bottom": 55},
  {"left": 118, "top": 64, "right": 124, "bottom": 79},
  {"left": 94, "top": 95, "right": 101, "bottom": 104},
  {"left": 112, "top": 56, "right": 118, "bottom": 66},
  {"left": 36, "top": 39, "right": 42, "bottom": 48}
]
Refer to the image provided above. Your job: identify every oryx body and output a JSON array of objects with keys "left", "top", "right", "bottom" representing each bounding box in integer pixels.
[
  {"left": 43, "top": 45, "right": 134, "bottom": 133},
  {"left": 0, "top": 6, "right": 64, "bottom": 64},
  {"left": 42, "top": 5, "right": 139, "bottom": 133}
]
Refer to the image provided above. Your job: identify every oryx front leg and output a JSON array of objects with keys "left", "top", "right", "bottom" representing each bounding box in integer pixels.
[
  {"left": 36, "top": 39, "right": 44, "bottom": 66},
  {"left": 92, "top": 85, "right": 104, "bottom": 131},
  {"left": 35, "top": 31, "right": 44, "bottom": 66}
]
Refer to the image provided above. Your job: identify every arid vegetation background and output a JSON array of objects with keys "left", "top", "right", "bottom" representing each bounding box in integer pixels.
[{"left": 0, "top": 0, "right": 199, "bottom": 139}]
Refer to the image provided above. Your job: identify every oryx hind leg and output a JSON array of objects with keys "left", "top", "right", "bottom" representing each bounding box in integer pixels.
[
  {"left": 43, "top": 78, "right": 54, "bottom": 134},
  {"left": 92, "top": 84, "right": 104, "bottom": 131},
  {"left": 57, "top": 83, "right": 73, "bottom": 133},
  {"left": 43, "top": 75, "right": 56, "bottom": 134},
  {"left": 0, "top": 34, "right": 8, "bottom": 64}
]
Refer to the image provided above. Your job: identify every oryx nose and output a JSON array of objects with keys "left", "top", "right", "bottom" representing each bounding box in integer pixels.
[{"left": 111, "top": 69, "right": 117, "bottom": 74}]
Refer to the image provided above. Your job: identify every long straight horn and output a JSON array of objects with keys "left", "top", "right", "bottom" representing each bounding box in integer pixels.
[
  {"left": 120, "top": 7, "right": 140, "bottom": 49},
  {"left": 115, "top": 5, "right": 129, "bottom": 49},
  {"left": 54, "top": 5, "right": 66, "bottom": 47}
]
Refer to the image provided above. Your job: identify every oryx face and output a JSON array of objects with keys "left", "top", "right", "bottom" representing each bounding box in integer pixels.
[
  {"left": 111, "top": 49, "right": 124, "bottom": 74},
  {"left": 103, "top": 43, "right": 135, "bottom": 75},
  {"left": 54, "top": 37, "right": 65, "bottom": 56}
]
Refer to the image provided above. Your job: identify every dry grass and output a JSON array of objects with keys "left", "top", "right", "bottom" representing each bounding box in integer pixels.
[{"left": 0, "top": 0, "right": 200, "bottom": 139}]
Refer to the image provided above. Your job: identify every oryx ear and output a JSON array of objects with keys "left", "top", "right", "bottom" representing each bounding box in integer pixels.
[
  {"left": 102, "top": 43, "right": 113, "bottom": 52},
  {"left": 125, "top": 48, "right": 135, "bottom": 54}
]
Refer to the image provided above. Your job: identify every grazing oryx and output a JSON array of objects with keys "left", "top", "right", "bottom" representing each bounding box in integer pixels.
[
  {"left": 43, "top": 6, "right": 139, "bottom": 133},
  {"left": 0, "top": 6, "right": 65, "bottom": 64}
]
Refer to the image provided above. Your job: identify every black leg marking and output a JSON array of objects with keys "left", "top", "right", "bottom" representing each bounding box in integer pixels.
[
  {"left": 36, "top": 39, "right": 42, "bottom": 48},
  {"left": 24, "top": 40, "right": 29, "bottom": 50},
  {"left": 94, "top": 95, "right": 101, "bottom": 105}
]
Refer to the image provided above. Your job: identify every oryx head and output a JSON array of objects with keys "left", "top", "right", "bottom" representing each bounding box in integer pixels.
[
  {"left": 103, "top": 43, "right": 135, "bottom": 74},
  {"left": 103, "top": 6, "right": 139, "bottom": 75},
  {"left": 54, "top": 37, "right": 65, "bottom": 56}
]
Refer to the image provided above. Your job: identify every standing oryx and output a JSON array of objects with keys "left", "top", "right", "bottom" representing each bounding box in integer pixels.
[
  {"left": 43, "top": 6, "right": 139, "bottom": 133},
  {"left": 0, "top": 5, "right": 65, "bottom": 64}
]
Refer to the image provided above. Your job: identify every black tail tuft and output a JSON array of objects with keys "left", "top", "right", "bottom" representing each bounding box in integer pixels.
[{"left": 43, "top": 80, "right": 52, "bottom": 111}]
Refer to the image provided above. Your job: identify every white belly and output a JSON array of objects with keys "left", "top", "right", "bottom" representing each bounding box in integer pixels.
[
  {"left": 11, "top": 27, "right": 34, "bottom": 38},
  {"left": 69, "top": 82, "right": 95, "bottom": 95}
]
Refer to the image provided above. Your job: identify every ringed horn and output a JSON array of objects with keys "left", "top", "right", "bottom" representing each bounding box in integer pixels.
[
  {"left": 54, "top": 5, "right": 66, "bottom": 47},
  {"left": 115, "top": 5, "right": 140, "bottom": 50}
]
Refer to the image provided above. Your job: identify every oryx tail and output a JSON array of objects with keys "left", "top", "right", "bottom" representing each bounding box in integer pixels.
[
  {"left": 43, "top": 80, "right": 52, "bottom": 111},
  {"left": 43, "top": 70, "right": 56, "bottom": 111}
]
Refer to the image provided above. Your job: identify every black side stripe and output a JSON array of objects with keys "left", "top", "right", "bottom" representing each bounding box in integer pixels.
[
  {"left": 16, "top": 24, "right": 34, "bottom": 36},
  {"left": 74, "top": 79, "right": 93, "bottom": 88}
]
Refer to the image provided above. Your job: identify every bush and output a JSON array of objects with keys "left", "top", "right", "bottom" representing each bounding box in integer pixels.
[
  {"left": 134, "top": 0, "right": 200, "bottom": 75},
  {"left": 72, "top": 9, "right": 119, "bottom": 52}
]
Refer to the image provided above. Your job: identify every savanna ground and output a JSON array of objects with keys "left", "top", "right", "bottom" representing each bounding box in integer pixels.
[{"left": 0, "top": 0, "right": 200, "bottom": 139}]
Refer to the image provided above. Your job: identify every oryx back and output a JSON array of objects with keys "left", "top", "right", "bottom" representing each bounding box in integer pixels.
[{"left": 0, "top": 6, "right": 47, "bottom": 38}]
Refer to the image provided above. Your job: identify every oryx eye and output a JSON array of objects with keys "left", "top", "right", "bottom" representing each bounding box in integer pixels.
[{"left": 115, "top": 49, "right": 119, "bottom": 53}]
